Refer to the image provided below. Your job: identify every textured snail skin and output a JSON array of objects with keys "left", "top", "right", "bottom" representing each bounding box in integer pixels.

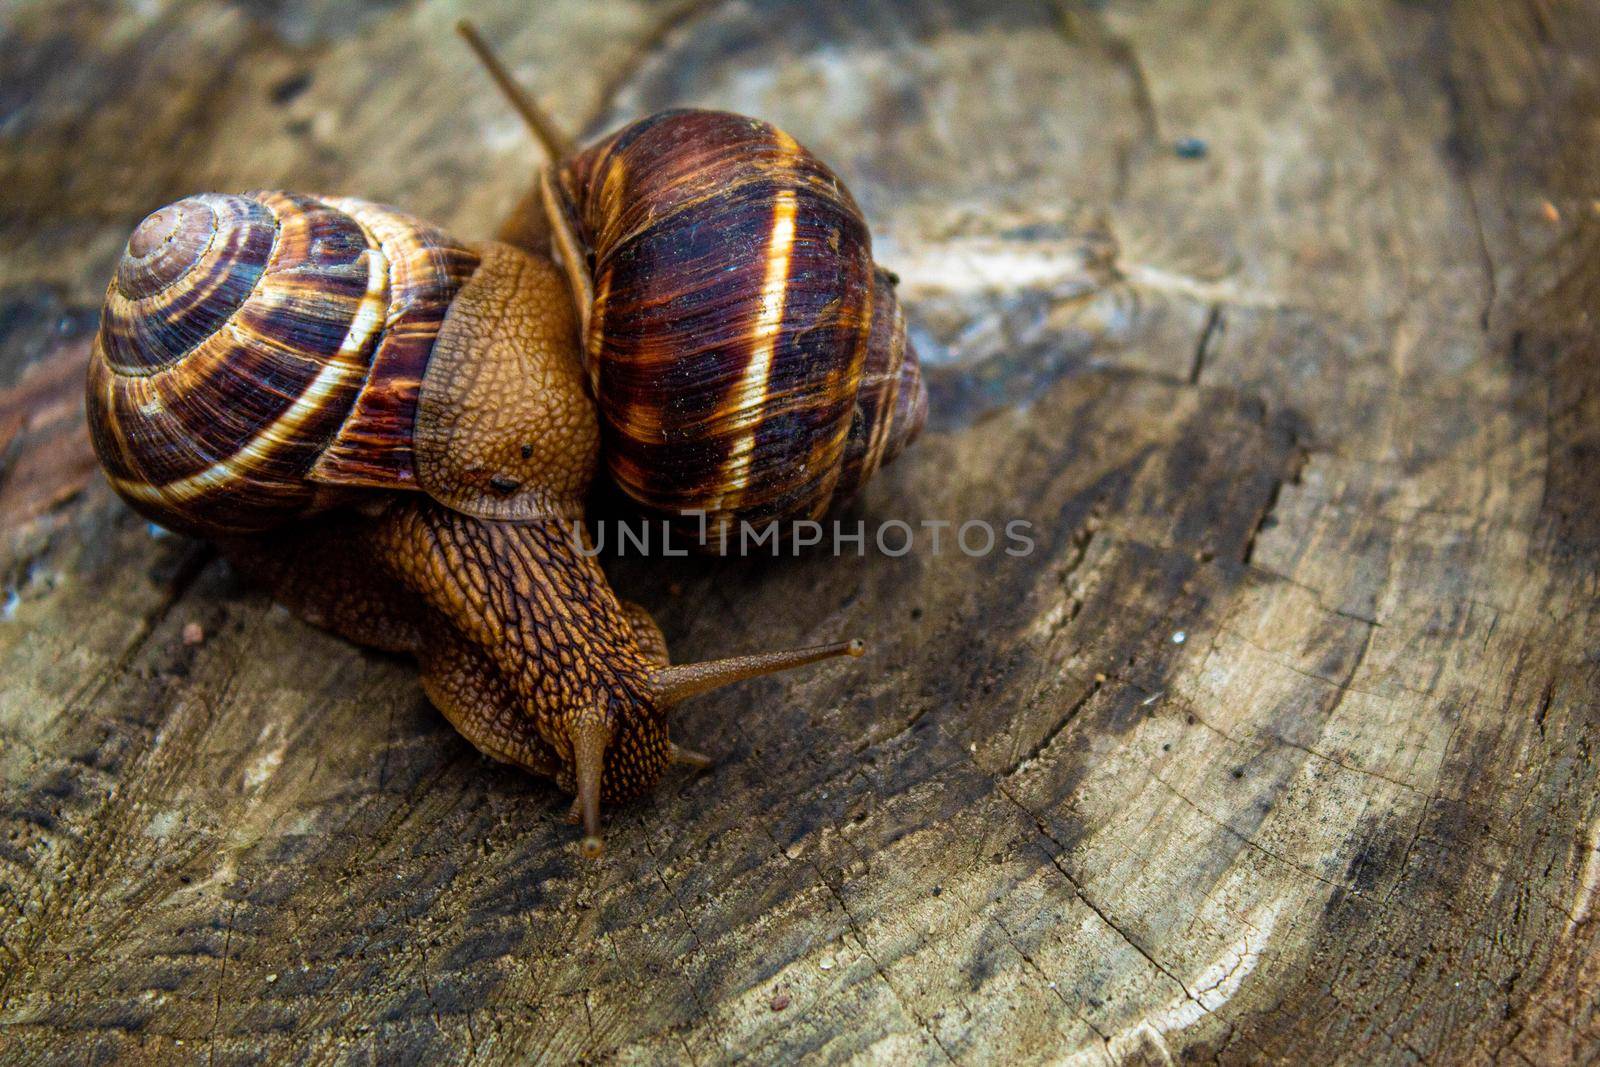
[
  {"left": 413, "top": 242, "right": 598, "bottom": 522},
  {"left": 223, "top": 503, "right": 673, "bottom": 804}
]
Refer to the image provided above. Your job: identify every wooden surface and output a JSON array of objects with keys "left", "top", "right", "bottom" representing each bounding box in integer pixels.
[{"left": 2, "top": 1, "right": 1598, "bottom": 1062}]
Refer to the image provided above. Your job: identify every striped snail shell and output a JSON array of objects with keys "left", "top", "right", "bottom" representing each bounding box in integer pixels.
[
  {"left": 87, "top": 191, "right": 477, "bottom": 536},
  {"left": 543, "top": 109, "right": 927, "bottom": 541},
  {"left": 85, "top": 191, "right": 597, "bottom": 538}
]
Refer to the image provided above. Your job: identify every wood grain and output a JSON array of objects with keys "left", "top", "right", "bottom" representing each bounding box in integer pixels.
[{"left": 2, "top": 0, "right": 1597, "bottom": 1063}]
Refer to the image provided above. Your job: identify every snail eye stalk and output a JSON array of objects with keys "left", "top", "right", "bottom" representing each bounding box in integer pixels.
[
  {"left": 568, "top": 718, "right": 610, "bottom": 858},
  {"left": 456, "top": 20, "right": 575, "bottom": 160},
  {"left": 649, "top": 639, "right": 865, "bottom": 707}
]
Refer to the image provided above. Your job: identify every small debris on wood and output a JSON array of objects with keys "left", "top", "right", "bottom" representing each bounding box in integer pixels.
[
  {"left": 1174, "top": 136, "right": 1208, "bottom": 159},
  {"left": 268, "top": 71, "right": 312, "bottom": 106},
  {"left": 769, "top": 991, "right": 790, "bottom": 1012}
]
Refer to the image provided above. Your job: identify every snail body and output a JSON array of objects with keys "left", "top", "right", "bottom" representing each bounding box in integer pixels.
[{"left": 84, "top": 34, "right": 922, "bottom": 855}]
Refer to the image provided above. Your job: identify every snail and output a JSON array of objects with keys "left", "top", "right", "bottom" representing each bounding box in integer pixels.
[{"left": 83, "top": 26, "right": 926, "bottom": 856}]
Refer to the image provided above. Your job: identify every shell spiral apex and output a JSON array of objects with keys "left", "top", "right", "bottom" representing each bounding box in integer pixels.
[
  {"left": 115, "top": 197, "right": 220, "bottom": 301},
  {"left": 100, "top": 194, "right": 279, "bottom": 375}
]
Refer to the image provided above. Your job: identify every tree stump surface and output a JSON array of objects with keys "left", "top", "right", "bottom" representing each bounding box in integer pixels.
[{"left": 2, "top": 1, "right": 1598, "bottom": 1063}]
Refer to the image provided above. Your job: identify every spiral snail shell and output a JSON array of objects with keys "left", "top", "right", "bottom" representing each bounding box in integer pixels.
[
  {"left": 87, "top": 191, "right": 595, "bottom": 537},
  {"left": 545, "top": 109, "right": 927, "bottom": 541}
]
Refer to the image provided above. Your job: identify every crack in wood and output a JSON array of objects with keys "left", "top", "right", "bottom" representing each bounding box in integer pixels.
[
  {"left": 1006, "top": 673, "right": 1104, "bottom": 777},
  {"left": 1052, "top": 0, "right": 1160, "bottom": 142},
  {"left": 1190, "top": 304, "right": 1223, "bottom": 386},
  {"left": 989, "top": 904, "right": 1114, "bottom": 1047},
  {"left": 636, "top": 824, "right": 721, "bottom": 1064},
  {"left": 994, "top": 782, "right": 1207, "bottom": 1011},
  {"left": 1158, "top": 681, "right": 1425, "bottom": 796},
  {"left": 1239, "top": 444, "right": 1307, "bottom": 567},
  {"left": 716, "top": 690, "right": 960, "bottom": 1062}
]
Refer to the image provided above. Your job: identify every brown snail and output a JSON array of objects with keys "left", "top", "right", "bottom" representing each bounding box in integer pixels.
[{"left": 84, "top": 27, "right": 925, "bottom": 856}]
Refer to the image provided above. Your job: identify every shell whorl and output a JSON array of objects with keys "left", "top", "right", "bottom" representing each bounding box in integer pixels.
[
  {"left": 548, "top": 109, "right": 927, "bottom": 543},
  {"left": 87, "top": 192, "right": 479, "bottom": 537},
  {"left": 837, "top": 268, "right": 928, "bottom": 501}
]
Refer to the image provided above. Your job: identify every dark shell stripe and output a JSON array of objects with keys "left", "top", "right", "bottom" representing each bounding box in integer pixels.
[
  {"left": 309, "top": 198, "right": 481, "bottom": 488},
  {"left": 102, "top": 307, "right": 365, "bottom": 487},
  {"left": 559, "top": 110, "right": 875, "bottom": 522},
  {"left": 740, "top": 188, "right": 875, "bottom": 517},
  {"left": 857, "top": 292, "right": 906, "bottom": 482},
  {"left": 88, "top": 191, "right": 403, "bottom": 535}
]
